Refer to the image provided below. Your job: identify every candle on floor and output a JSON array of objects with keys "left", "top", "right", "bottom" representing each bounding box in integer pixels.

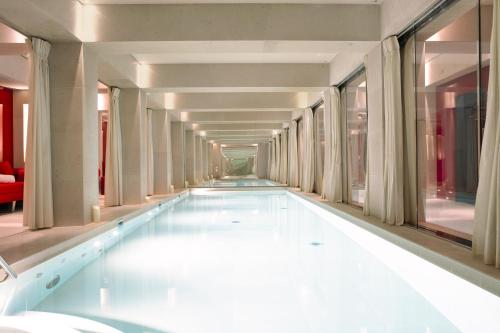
[
  {"left": 170, "top": 185, "right": 175, "bottom": 193},
  {"left": 92, "top": 205, "right": 100, "bottom": 222}
]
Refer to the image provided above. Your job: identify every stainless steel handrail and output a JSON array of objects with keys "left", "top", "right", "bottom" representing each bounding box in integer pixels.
[{"left": 0, "top": 255, "right": 17, "bottom": 281}]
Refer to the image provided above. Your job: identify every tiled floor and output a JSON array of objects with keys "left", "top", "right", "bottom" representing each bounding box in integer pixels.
[
  {"left": 423, "top": 198, "right": 474, "bottom": 239},
  {"left": 0, "top": 212, "right": 24, "bottom": 239}
]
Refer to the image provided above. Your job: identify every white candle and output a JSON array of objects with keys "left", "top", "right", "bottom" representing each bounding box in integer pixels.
[
  {"left": 92, "top": 205, "right": 100, "bottom": 222},
  {"left": 170, "top": 185, "right": 175, "bottom": 193}
]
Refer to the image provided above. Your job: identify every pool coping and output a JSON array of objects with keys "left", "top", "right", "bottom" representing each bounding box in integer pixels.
[
  {"left": 2, "top": 190, "right": 189, "bottom": 276},
  {"left": 288, "top": 189, "right": 500, "bottom": 298}
]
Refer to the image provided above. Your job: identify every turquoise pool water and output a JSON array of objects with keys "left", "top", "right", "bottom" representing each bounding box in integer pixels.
[
  {"left": 4, "top": 191, "right": 500, "bottom": 332},
  {"left": 197, "top": 178, "right": 279, "bottom": 187}
]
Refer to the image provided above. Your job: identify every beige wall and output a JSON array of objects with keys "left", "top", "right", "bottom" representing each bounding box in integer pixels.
[{"left": 12, "top": 89, "right": 28, "bottom": 168}]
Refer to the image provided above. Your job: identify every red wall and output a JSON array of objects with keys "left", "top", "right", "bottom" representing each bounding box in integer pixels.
[{"left": 0, "top": 87, "right": 13, "bottom": 165}]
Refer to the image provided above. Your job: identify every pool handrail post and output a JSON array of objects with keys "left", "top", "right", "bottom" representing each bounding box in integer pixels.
[{"left": 0, "top": 255, "right": 17, "bottom": 281}]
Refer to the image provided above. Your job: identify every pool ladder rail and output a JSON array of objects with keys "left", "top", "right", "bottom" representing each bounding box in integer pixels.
[{"left": 0, "top": 255, "right": 17, "bottom": 283}]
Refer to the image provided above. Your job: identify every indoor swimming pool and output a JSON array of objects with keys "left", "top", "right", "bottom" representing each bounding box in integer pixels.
[
  {"left": 2, "top": 190, "right": 500, "bottom": 333},
  {"left": 197, "top": 178, "right": 279, "bottom": 187}
]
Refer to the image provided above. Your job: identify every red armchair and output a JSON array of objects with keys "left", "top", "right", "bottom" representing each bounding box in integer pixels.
[{"left": 0, "top": 161, "right": 24, "bottom": 211}]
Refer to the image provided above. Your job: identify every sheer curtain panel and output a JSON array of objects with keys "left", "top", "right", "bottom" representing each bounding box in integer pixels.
[
  {"left": 301, "top": 108, "right": 315, "bottom": 192},
  {"left": 473, "top": 0, "right": 500, "bottom": 267},
  {"left": 104, "top": 87, "right": 124, "bottom": 207},
  {"left": 381, "top": 36, "right": 404, "bottom": 225},
  {"left": 146, "top": 108, "right": 154, "bottom": 195},
  {"left": 402, "top": 36, "right": 418, "bottom": 224},
  {"left": 23, "top": 38, "right": 54, "bottom": 229},
  {"left": 288, "top": 120, "right": 299, "bottom": 187},
  {"left": 280, "top": 128, "right": 288, "bottom": 184}
]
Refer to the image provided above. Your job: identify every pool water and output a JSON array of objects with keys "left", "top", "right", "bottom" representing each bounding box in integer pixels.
[
  {"left": 197, "top": 178, "right": 279, "bottom": 187},
  {"left": 31, "top": 191, "right": 499, "bottom": 332}
]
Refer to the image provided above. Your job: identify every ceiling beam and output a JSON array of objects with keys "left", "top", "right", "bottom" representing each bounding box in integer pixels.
[
  {"left": 83, "top": 4, "right": 380, "bottom": 42},
  {"left": 190, "top": 123, "right": 283, "bottom": 131},
  {"left": 182, "top": 111, "right": 291, "bottom": 123},
  {"left": 153, "top": 92, "right": 308, "bottom": 110},
  {"left": 140, "top": 63, "right": 329, "bottom": 91}
]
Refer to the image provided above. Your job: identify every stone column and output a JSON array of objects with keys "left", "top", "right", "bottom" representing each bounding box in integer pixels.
[
  {"left": 152, "top": 110, "right": 169, "bottom": 193},
  {"left": 201, "top": 138, "right": 208, "bottom": 181},
  {"left": 194, "top": 135, "right": 202, "bottom": 184},
  {"left": 49, "top": 43, "right": 98, "bottom": 226},
  {"left": 185, "top": 129, "right": 195, "bottom": 185},
  {"left": 171, "top": 121, "right": 185, "bottom": 188},
  {"left": 120, "top": 88, "right": 147, "bottom": 204}
]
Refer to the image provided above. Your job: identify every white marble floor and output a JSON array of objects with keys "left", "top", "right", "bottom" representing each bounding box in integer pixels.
[
  {"left": 0, "top": 207, "right": 25, "bottom": 239},
  {"left": 424, "top": 198, "right": 474, "bottom": 237}
]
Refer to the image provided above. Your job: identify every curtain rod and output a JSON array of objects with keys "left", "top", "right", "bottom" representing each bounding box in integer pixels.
[
  {"left": 337, "top": 64, "right": 366, "bottom": 88},
  {"left": 397, "top": 0, "right": 457, "bottom": 42},
  {"left": 309, "top": 98, "right": 324, "bottom": 111}
]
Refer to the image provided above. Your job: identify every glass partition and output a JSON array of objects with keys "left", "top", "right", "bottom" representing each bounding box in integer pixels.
[
  {"left": 345, "top": 71, "right": 368, "bottom": 207},
  {"left": 408, "top": 0, "right": 492, "bottom": 245}
]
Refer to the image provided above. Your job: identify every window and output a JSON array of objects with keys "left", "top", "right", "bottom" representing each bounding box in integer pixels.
[
  {"left": 345, "top": 71, "right": 368, "bottom": 207},
  {"left": 409, "top": 0, "right": 493, "bottom": 244}
]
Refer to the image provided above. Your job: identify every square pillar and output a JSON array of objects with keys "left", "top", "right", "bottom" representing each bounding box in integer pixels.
[
  {"left": 50, "top": 43, "right": 98, "bottom": 226},
  {"left": 201, "top": 138, "right": 208, "bottom": 181},
  {"left": 120, "top": 88, "right": 147, "bottom": 204},
  {"left": 171, "top": 121, "right": 185, "bottom": 188},
  {"left": 185, "top": 129, "right": 195, "bottom": 185},
  {"left": 152, "top": 110, "right": 170, "bottom": 194},
  {"left": 194, "top": 135, "right": 202, "bottom": 184}
]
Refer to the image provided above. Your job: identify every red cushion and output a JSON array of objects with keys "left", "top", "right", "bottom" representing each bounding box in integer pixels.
[
  {"left": 14, "top": 168, "right": 24, "bottom": 182},
  {"left": 0, "top": 161, "right": 14, "bottom": 175},
  {"left": 0, "top": 182, "right": 24, "bottom": 202}
]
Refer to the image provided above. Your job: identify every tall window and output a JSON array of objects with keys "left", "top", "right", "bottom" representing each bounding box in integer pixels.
[
  {"left": 345, "top": 71, "right": 368, "bottom": 206},
  {"left": 411, "top": 0, "right": 492, "bottom": 243}
]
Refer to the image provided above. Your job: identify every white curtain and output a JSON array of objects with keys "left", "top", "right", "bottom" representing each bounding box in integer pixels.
[
  {"left": 473, "top": 0, "right": 500, "bottom": 267},
  {"left": 104, "top": 87, "right": 123, "bottom": 207},
  {"left": 322, "top": 87, "right": 343, "bottom": 202},
  {"left": 402, "top": 36, "right": 418, "bottom": 225},
  {"left": 362, "top": 57, "right": 371, "bottom": 216},
  {"left": 267, "top": 141, "right": 272, "bottom": 179},
  {"left": 274, "top": 134, "right": 281, "bottom": 182},
  {"left": 314, "top": 110, "right": 323, "bottom": 194},
  {"left": 166, "top": 116, "right": 173, "bottom": 192},
  {"left": 381, "top": 36, "right": 404, "bottom": 225},
  {"left": 288, "top": 120, "right": 299, "bottom": 187},
  {"left": 146, "top": 108, "right": 154, "bottom": 195},
  {"left": 269, "top": 138, "right": 276, "bottom": 180},
  {"left": 23, "top": 38, "right": 54, "bottom": 229},
  {"left": 279, "top": 128, "right": 288, "bottom": 184},
  {"left": 301, "top": 108, "right": 315, "bottom": 192}
]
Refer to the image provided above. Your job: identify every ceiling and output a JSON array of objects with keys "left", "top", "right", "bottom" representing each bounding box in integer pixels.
[
  {"left": 0, "top": 0, "right": 382, "bottom": 148},
  {"left": 81, "top": 0, "right": 381, "bottom": 4}
]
